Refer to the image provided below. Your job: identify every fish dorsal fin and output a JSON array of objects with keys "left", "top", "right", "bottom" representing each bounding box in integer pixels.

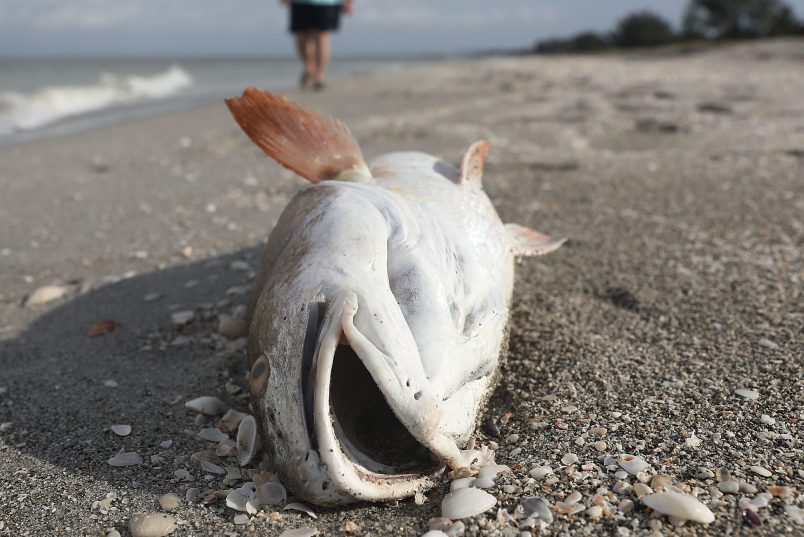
[
  {"left": 225, "top": 87, "right": 370, "bottom": 183},
  {"left": 505, "top": 223, "right": 567, "bottom": 257},
  {"left": 459, "top": 140, "right": 489, "bottom": 185}
]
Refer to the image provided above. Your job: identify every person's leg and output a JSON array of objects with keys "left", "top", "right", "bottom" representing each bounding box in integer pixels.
[
  {"left": 295, "top": 32, "right": 315, "bottom": 87},
  {"left": 312, "top": 30, "right": 330, "bottom": 88}
]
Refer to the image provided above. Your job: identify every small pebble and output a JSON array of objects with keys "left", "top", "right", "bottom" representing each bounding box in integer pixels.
[
  {"left": 108, "top": 452, "right": 142, "bottom": 467},
  {"left": 587, "top": 505, "right": 603, "bottom": 520},
  {"left": 734, "top": 388, "right": 759, "bottom": 400},
  {"left": 757, "top": 338, "right": 779, "bottom": 350},
  {"left": 110, "top": 424, "right": 131, "bottom": 436},
  {"left": 786, "top": 505, "right": 804, "bottom": 525},
  {"left": 233, "top": 514, "right": 249, "bottom": 525},
  {"left": 634, "top": 483, "right": 653, "bottom": 499},
  {"left": 750, "top": 465, "right": 772, "bottom": 477},
  {"left": 522, "top": 497, "right": 553, "bottom": 524},
  {"left": 278, "top": 528, "right": 318, "bottom": 537},
  {"left": 529, "top": 466, "right": 552, "bottom": 479},
  {"left": 482, "top": 419, "right": 500, "bottom": 437},
  {"left": 128, "top": 512, "right": 177, "bottom": 537},
  {"left": 561, "top": 453, "right": 579, "bottom": 465},
  {"left": 718, "top": 481, "right": 739, "bottom": 494},
  {"left": 768, "top": 486, "right": 792, "bottom": 499},
  {"left": 760, "top": 414, "right": 775, "bottom": 425}
]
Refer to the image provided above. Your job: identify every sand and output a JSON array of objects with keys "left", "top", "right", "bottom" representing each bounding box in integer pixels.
[{"left": 0, "top": 39, "right": 802, "bottom": 536}]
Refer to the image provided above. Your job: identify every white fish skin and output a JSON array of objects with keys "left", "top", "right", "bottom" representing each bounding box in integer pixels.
[{"left": 226, "top": 89, "right": 564, "bottom": 506}]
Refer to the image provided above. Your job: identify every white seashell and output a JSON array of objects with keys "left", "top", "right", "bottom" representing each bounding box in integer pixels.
[
  {"left": 201, "top": 461, "right": 226, "bottom": 474},
  {"left": 564, "top": 491, "right": 582, "bottom": 505},
  {"left": 257, "top": 482, "right": 287, "bottom": 506},
  {"left": 127, "top": 512, "right": 177, "bottom": 537},
  {"left": 441, "top": 487, "right": 497, "bottom": 519},
  {"left": 279, "top": 528, "right": 319, "bottom": 537},
  {"left": 110, "top": 424, "right": 131, "bottom": 436},
  {"left": 184, "top": 396, "right": 227, "bottom": 416},
  {"left": 684, "top": 432, "right": 701, "bottom": 448},
  {"left": 529, "top": 466, "right": 553, "bottom": 479},
  {"left": 284, "top": 502, "right": 318, "bottom": 518},
  {"left": 226, "top": 489, "right": 258, "bottom": 514},
  {"left": 25, "top": 284, "right": 70, "bottom": 306},
  {"left": 216, "top": 438, "right": 237, "bottom": 457},
  {"left": 170, "top": 310, "right": 194, "bottom": 326},
  {"left": 750, "top": 465, "right": 772, "bottom": 477},
  {"left": 450, "top": 477, "right": 475, "bottom": 491},
  {"left": 421, "top": 532, "right": 449, "bottom": 537},
  {"left": 237, "top": 415, "right": 257, "bottom": 466},
  {"left": 618, "top": 454, "right": 650, "bottom": 475},
  {"left": 219, "top": 409, "right": 247, "bottom": 433},
  {"left": 197, "top": 428, "right": 228, "bottom": 443},
  {"left": 108, "top": 452, "right": 142, "bottom": 466},
  {"left": 734, "top": 388, "right": 759, "bottom": 400},
  {"left": 642, "top": 492, "right": 715, "bottom": 524}
]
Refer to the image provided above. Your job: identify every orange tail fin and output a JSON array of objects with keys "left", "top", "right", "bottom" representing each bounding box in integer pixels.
[{"left": 225, "top": 88, "right": 370, "bottom": 183}]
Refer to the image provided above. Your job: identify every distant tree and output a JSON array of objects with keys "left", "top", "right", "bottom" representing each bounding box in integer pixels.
[
  {"left": 612, "top": 11, "right": 675, "bottom": 47},
  {"left": 535, "top": 32, "right": 609, "bottom": 53},
  {"left": 682, "top": 0, "right": 803, "bottom": 39}
]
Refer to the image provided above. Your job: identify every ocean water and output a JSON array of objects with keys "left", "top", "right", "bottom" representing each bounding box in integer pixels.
[{"left": 0, "top": 56, "right": 431, "bottom": 145}]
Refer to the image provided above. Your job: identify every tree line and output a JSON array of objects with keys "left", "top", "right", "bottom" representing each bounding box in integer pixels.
[{"left": 535, "top": 0, "right": 803, "bottom": 54}]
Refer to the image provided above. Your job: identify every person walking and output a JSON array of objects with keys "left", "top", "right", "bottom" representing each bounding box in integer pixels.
[{"left": 281, "top": 0, "right": 354, "bottom": 90}]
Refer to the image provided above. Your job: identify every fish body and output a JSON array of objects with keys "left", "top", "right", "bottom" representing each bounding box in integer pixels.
[{"left": 226, "top": 89, "right": 564, "bottom": 505}]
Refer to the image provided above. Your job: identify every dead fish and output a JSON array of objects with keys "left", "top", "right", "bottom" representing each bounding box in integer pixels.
[{"left": 225, "top": 88, "right": 564, "bottom": 505}]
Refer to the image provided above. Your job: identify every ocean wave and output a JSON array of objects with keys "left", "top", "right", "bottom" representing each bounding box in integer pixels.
[{"left": 0, "top": 65, "right": 193, "bottom": 135}]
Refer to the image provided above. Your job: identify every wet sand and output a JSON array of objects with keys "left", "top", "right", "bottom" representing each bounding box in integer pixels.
[{"left": 0, "top": 39, "right": 802, "bottom": 536}]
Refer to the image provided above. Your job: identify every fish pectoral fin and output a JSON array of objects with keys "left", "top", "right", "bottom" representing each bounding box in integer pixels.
[
  {"left": 506, "top": 223, "right": 567, "bottom": 257},
  {"left": 458, "top": 140, "right": 489, "bottom": 186},
  {"left": 225, "top": 87, "right": 371, "bottom": 183}
]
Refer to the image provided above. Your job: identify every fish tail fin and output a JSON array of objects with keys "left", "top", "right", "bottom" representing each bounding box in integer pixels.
[{"left": 225, "top": 88, "right": 371, "bottom": 183}]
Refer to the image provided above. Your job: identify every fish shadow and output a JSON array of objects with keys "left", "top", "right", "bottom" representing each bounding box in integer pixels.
[{"left": 0, "top": 246, "right": 263, "bottom": 497}]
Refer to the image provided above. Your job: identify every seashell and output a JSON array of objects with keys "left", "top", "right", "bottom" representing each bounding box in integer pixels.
[
  {"left": 225, "top": 466, "right": 243, "bottom": 481},
  {"left": 642, "top": 492, "right": 715, "bottom": 524},
  {"left": 216, "top": 438, "right": 237, "bottom": 457},
  {"left": 278, "top": 528, "right": 318, "bottom": 537},
  {"left": 634, "top": 483, "right": 653, "bottom": 499},
  {"left": 284, "top": 502, "right": 317, "bottom": 519},
  {"left": 158, "top": 493, "right": 180, "bottom": 510},
  {"left": 226, "top": 489, "right": 258, "bottom": 514},
  {"left": 201, "top": 461, "right": 226, "bottom": 475},
  {"left": 128, "top": 512, "right": 177, "bottom": 537},
  {"left": 237, "top": 415, "right": 257, "bottom": 466},
  {"left": 586, "top": 505, "right": 603, "bottom": 520},
  {"left": 564, "top": 491, "right": 582, "bottom": 505},
  {"left": 233, "top": 514, "right": 249, "bottom": 525},
  {"left": 529, "top": 466, "right": 553, "bottom": 479},
  {"left": 248, "top": 355, "right": 270, "bottom": 395},
  {"left": 441, "top": 487, "right": 497, "bottom": 519},
  {"left": 25, "top": 284, "right": 69, "bottom": 306},
  {"left": 185, "top": 488, "right": 200, "bottom": 501},
  {"left": 174, "top": 468, "right": 190, "bottom": 480},
  {"left": 750, "top": 465, "right": 772, "bottom": 477},
  {"left": 170, "top": 310, "right": 194, "bottom": 327},
  {"left": 257, "top": 482, "right": 287, "bottom": 506},
  {"left": 110, "top": 424, "right": 131, "bottom": 436},
  {"left": 617, "top": 454, "right": 650, "bottom": 475},
  {"left": 108, "top": 452, "right": 142, "bottom": 467},
  {"left": 184, "top": 396, "right": 227, "bottom": 416},
  {"left": 522, "top": 497, "right": 553, "bottom": 524},
  {"left": 218, "top": 314, "right": 249, "bottom": 339},
  {"left": 450, "top": 477, "right": 475, "bottom": 491},
  {"left": 734, "top": 388, "right": 759, "bottom": 400},
  {"left": 197, "top": 428, "right": 228, "bottom": 443},
  {"left": 219, "top": 409, "right": 247, "bottom": 433},
  {"left": 190, "top": 450, "right": 221, "bottom": 463},
  {"left": 421, "top": 532, "right": 448, "bottom": 537},
  {"left": 561, "top": 453, "right": 579, "bottom": 465}
]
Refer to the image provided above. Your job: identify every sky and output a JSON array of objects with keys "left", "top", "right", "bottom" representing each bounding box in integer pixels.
[{"left": 1, "top": 0, "right": 803, "bottom": 57}]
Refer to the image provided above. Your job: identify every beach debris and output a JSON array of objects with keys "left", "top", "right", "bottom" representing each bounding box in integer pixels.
[
  {"left": 441, "top": 488, "right": 497, "bottom": 519},
  {"left": 684, "top": 431, "right": 702, "bottom": 449},
  {"left": 734, "top": 388, "right": 759, "bottom": 400},
  {"left": 618, "top": 454, "right": 650, "bottom": 475},
  {"left": 219, "top": 409, "right": 247, "bottom": 433},
  {"left": 184, "top": 396, "right": 226, "bottom": 416},
  {"left": 108, "top": 452, "right": 143, "bottom": 466},
  {"left": 642, "top": 492, "right": 715, "bottom": 524},
  {"left": 103, "top": 379, "right": 119, "bottom": 388},
  {"left": 110, "top": 424, "right": 131, "bottom": 436},
  {"left": 88, "top": 319, "right": 120, "bottom": 337},
  {"left": 233, "top": 514, "right": 249, "bottom": 525},
  {"left": 25, "top": 284, "right": 69, "bottom": 306},
  {"left": 158, "top": 494, "right": 180, "bottom": 510},
  {"left": 561, "top": 453, "right": 579, "bottom": 465},
  {"left": 522, "top": 497, "right": 553, "bottom": 524},
  {"left": 341, "top": 520, "right": 359, "bottom": 533},
  {"left": 237, "top": 415, "right": 257, "bottom": 466},
  {"left": 473, "top": 464, "right": 510, "bottom": 488},
  {"left": 650, "top": 474, "right": 673, "bottom": 491},
  {"left": 760, "top": 414, "right": 775, "bottom": 425},
  {"left": 128, "top": 512, "right": 176, "bottom": 537},
  {"left": 634, "top": 483, "right": 653, "bottom": 499},
  {"left": 742, "top": 508, "right": 763, "bottom": 527},
  {"left": 587, "top": 505, "right": 603, "bottom": 520},
  {"left": 279, "top": 528, "right": 318, "bottom": 537},
  {"left": 414, "top": 491, "right": 427, "bottom": 505},
  {"left": 201, "top": 461, "right": 225, "bottom": 474},
  {"left": 226, "top": 489, "right": 259, "bottom": 514},
  {"left": 768, "top": 485, "right": 792, "bottom": 499},
  {"left": 450, "top": 477, "right": 475, "bottom": 490},
  {"left": 284, "top": 502, "right": 317, "bottom": 519},
  {"left": 529, "top": 466, "right": 553, "bottom": 479}
]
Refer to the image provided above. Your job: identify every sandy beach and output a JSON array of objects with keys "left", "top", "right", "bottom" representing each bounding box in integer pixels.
[{"left": 0, "top": 39, "right": 802, "bottom": 536}]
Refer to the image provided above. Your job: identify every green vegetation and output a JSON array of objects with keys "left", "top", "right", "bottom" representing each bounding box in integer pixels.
[{"left": 534, "top": 0, "right": 803, "bottom": 54}]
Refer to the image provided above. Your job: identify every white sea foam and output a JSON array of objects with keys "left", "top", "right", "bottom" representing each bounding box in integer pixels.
[{"left": 0, "top": 65, "right": 193, "bottom": 135}]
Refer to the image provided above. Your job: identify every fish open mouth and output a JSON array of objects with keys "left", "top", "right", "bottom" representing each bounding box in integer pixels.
[{"left": 306, "top": 291, "right": 444, "bottom": 500}]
